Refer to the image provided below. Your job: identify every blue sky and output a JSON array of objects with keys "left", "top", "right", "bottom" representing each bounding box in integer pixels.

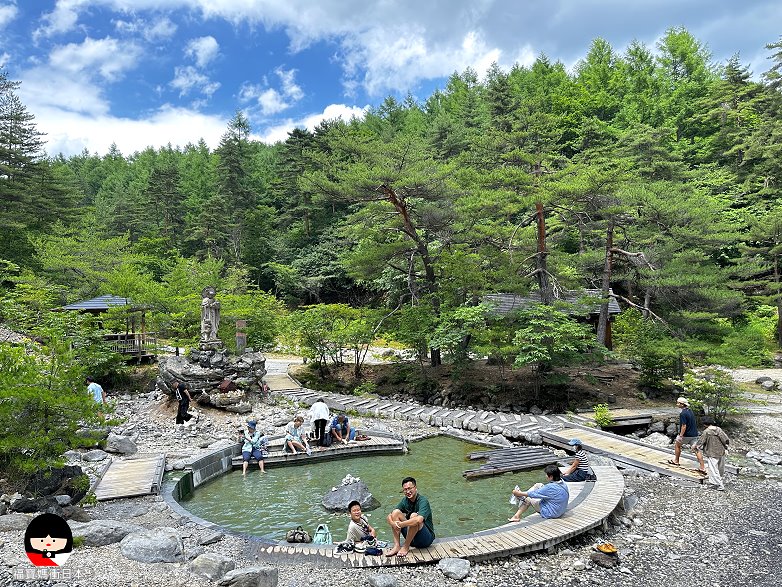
[{"left": 1, "top": 0, "right": 780, "bottom": 157}]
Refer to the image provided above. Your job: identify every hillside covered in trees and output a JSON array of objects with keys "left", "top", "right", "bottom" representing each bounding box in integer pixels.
[{"left": 2, "top": 27, "right": 782, "bottom": 395}]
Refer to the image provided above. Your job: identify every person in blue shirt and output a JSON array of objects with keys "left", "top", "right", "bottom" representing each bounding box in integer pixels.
[
  {"left": 329, "top": 414, "right": 355, "bottom": 444},
  {"left": 668, "top": 397, "right": 706, "bottom": 474},
  {"left": 86, "top": 376, "right": 106, "bottom": 419},
  {"left": 239, "top": 420, "right": 268, "bottom": 475},
  {"left": 508, "top": 464, "right": 569, "bottom": 522}
]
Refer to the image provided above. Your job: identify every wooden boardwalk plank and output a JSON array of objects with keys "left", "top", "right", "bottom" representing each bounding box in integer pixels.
[{"left": 95, "top": 453, "right": 165, "bottom": 501}]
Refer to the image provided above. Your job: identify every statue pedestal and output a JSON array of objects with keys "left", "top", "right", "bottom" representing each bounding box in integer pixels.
[{"left": 198, "top": 339, "right": 224, "bottom": 352}]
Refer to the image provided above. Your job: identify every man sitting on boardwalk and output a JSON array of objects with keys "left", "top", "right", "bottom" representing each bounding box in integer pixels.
[
  {"left": 561, "top": 438, "right": 595, "bottom": 482},
  {"left": 508, "top": 464, "right": 569, "bottom": 522},
  {"left": 385, "top": 477, "right": 435, "bottom": 557}
]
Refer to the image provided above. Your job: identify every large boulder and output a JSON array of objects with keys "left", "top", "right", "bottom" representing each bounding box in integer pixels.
[
  {"left": 190, "top": 553, "right": 235, "bottom": 580},
  {"left": 218, "top": 567, "right": 278, "bottom": 587},
  {"left": 158, "top": 351, "right": 267, "bottom": 412},
  {"left": 69, "top": 519, "right": 143, "bottom": 546},
  {"left": 438, "top": 557, "right": 471, "bottom": 580},
  {"left": 120, "top": 527, "right": 184, "bottom": 563},
  {"left": 0, "top": 513, "right": 31, "bottom": 532},
  {"left": 9, "top": 497, "right": 63, "bottom": 516},
  {"left": 105, "top": 433, "right": 137, "bottom": 455},
  {"left": 24, "top": 465, "right": 89, "bottom": 503},
  {"left": 322, "top": 480, "right": 380, "bottom": 512}
]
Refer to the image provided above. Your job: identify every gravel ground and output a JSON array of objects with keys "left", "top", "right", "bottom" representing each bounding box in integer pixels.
[{"left": 2, "top": 375, "right": 782, "bottom": 587}]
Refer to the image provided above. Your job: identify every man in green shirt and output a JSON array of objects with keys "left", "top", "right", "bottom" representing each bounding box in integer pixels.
[{"left": 385, "top": 476, "right": 435, "bottom": 557}]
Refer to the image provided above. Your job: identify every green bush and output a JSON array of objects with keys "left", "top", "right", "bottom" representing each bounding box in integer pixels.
[
  {"left": 593, "top": 403, "right": 614, "bottom": 428},
  {"left": 672, "top": 368, "right": 745, "bottom": 424}
]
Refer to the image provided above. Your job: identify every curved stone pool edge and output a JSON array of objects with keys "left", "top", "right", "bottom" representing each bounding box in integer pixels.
[{"left": 163, "top": 429, "right": 506, "bottom": 546}]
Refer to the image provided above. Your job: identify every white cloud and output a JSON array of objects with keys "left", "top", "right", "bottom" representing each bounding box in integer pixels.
[
  {"left": 185, "top": 35, "right": 219, "bottom": 68},
  {"left": 255, "top": 103, "right": 368, "bottom": 144},
  {"left": 35, "top": 103, "right": 228, "bottom": 157},
  {"left": 34, "top": 0, "right": 86, "bottom": 39},
  {"left": 20, "top": 67, "right": 110, "bottom": 116},
  {"left": 240, "top": 66, "right": 304, "bottom": 115},
  {"left": 49, "top": 37, "right": 141, "bottom": 81},
  {"left": 170, "top": 65, "right": 220, "bottom": 97},
  {"left": 0, "top": 2, "right": 18, "bottom": 29},
  {"left": 114, "top": 16, "right": 177, "bottom": 42}
]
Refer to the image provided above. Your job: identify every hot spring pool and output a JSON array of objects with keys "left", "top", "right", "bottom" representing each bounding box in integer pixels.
[{"left": 176, "top": 436, "right": 545, "bottom": 541}]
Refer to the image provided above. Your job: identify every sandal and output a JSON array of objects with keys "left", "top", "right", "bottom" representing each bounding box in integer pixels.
[{"left": 666, "top": 459, "right": 680, "bottom": 466}]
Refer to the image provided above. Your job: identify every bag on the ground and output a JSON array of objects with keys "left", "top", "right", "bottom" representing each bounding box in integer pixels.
[
  {"left": 312, "top": 523, "right": 332, "bottom": 545},
  {"left": 285, "top": 526, "right": 312, "bottom": 543},
  {"left": 322, "top": 432, "right": 333, "bottom": 447}
]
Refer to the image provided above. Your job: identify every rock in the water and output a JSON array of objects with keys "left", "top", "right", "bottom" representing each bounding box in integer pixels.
[
  {"left": 218, "top": 566, "right": 278, "bottom": 587},
  {"left": 756, "top": 376, "right": 773, "bottom": 384},
  {"left": 368, "top": 575, "right": 398, "bottom": 587},
  {"left": 105, "top": 433, "right": 138, "bottom": 455},
  {"left": 761, "top": 380, "right": 776, "bottom": 391},
  {"left": 69, "top": 519, "right": 142, "bottom": 546},
  {"left": 190, "top": 552, "right": 235, "bottom": 580},
  {"left": 321, "top": 480, "right": 380, "bottom": 512},
  {"left": 437, "top": 557, "right": 471, "bottom": 580},
  {"left": 120, "top": 527, "right": 184, "bottom": 563}
]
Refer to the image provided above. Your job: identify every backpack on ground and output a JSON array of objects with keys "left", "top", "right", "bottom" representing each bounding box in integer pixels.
[
  {"left": 322, "top": 432, "right": 333, "bottom": 447},
  {"left": 312, "top": 523, "right": 332, "bottom": 545}
]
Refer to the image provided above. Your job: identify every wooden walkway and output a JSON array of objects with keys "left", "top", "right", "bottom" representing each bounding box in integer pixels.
[
  {"left": 540, "top": 426, "right": 739, "bottom": 483},
  {"left": 231, "top": 430, "right": 405, "bottom": 469},
  {"left": 463, "top": 446, "right": 560, "bottom": 479},
  {"left": 252, "top": 464, "right": 624, "bottom": 567},
  {"left": 264, "top": 373, "right": 302, "bottom": 391},
  {"left": 94, "top": 453, "right": 165, "bottom": 501}
]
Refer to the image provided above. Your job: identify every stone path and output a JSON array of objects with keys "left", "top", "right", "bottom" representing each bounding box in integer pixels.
[{"left": 276, "top": 386, "right": 590, "bottom": 441}]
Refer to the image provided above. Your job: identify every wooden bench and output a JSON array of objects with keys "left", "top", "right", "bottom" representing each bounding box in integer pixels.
[{"left": 252, "top": 464, "right": 624, "bottom": 567}]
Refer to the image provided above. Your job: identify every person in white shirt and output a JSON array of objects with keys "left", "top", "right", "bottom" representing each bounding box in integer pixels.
[{"left": 309, "top": 398, "right": 330, "bottom": 447}]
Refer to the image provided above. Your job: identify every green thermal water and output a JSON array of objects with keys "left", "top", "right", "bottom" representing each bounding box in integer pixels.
[{"left": 178, "top": 436, "right": 545, "bottom": 541}]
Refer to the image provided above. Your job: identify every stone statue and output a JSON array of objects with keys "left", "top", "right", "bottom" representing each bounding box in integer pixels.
[{"left": 200, "top": 286, "right": 221, "bottom": 342}]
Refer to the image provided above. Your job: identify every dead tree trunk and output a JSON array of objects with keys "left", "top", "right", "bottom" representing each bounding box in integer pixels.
[{"left": 596, "top": 219, "right": 614, "bottom": 347}]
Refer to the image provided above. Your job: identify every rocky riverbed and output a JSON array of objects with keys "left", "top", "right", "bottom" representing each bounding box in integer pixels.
[{"left": 2, "top": 381, "right": 782, "bottom": 587}]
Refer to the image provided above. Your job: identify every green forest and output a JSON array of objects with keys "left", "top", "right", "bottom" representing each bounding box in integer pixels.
[{"left": 3, "top": 27, "right": 782, "bottom": 401}]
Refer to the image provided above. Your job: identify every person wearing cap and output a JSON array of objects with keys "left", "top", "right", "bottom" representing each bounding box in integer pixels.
[
  {"left": 240, "top": 420, "right": 268, "bottom": 474},
  {"left": 508, "top": 464, "right": 569, "bottom": 522},
  {"left": 668, "top": 397, "right": 706, "bottom": 474},
  {"left": 561, "top": 438, "right": 594, "bottom": 482}
]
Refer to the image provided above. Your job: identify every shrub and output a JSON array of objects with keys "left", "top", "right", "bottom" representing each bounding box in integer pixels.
[
  {"left": 672, "top": 368, "right": 745, "bottom": 425},
  {"left": 593, "top": 403, "right": 614, "bottom": 428}
]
